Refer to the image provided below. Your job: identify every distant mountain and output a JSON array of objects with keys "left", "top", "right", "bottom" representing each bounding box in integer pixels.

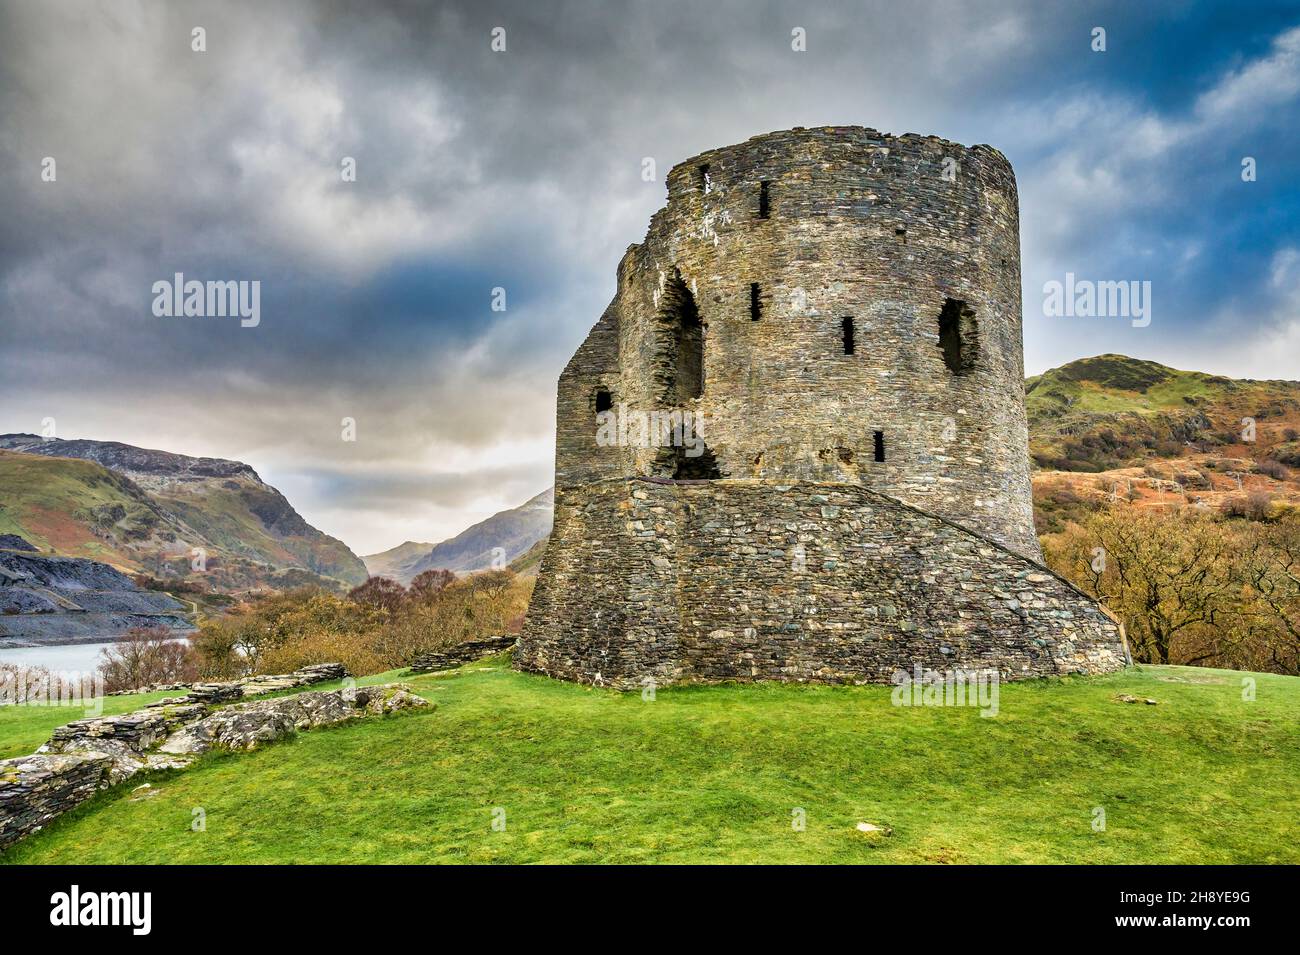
[
  {"left": 359, "top": 539, "right": 438, "bottom": 582},
  {"left": 0, "top": 435, "right": 369, "bottom": 590},
  {"left": 364, "top": 488, "right": 553, "bottom": 585}
]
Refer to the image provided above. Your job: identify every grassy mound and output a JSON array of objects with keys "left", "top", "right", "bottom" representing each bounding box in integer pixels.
[{"left": 3, "top": 660, "right": 1296, "bottom": 864}]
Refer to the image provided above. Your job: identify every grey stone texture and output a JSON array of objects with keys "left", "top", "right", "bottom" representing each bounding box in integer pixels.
[
  {"left": 0, "top": 753, "right": 112, "bottom": 851},
  {"left": 157, "top": 684, "right": 429, "bottom": 755},
  {"left": 111, "top": 661, "right": 348, "bottom": 699},
  {"left": 518, "top": 479, "right": 1125, "bottom": 688},
  {"left": 409, "top": 635, "right": 518, "bottom": 673},
  {"left": 518, "top": 126, "right": 1127, "bottom": 687}
]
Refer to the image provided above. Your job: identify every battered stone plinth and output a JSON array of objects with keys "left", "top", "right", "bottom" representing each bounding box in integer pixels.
[
  {"left": 517, "top": 479, "right": 1124, "bottom": 687},
  {"left": 517, "top": 126, "right": 1127, "bottom": 687}
]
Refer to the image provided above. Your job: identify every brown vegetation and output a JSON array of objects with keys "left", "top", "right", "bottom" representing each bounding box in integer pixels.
[
  {"left": 97, "top": 625, "right": 198, "bottom": 692},
  {"left": 190, "top": 570, "right": 532, "bottom": 679},
  {"left": 1043, "top": 509, "right": 1300, "bottom": 674}
]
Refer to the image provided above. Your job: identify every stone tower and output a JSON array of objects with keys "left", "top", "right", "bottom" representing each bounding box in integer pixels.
[{"left": 516, "top": 127, "right": 1126, "bottom": 688}]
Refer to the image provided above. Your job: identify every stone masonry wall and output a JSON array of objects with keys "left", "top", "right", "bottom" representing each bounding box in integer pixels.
[
  {"left": 409, "top": 635, "right": 518, "bottom": 673},
  {"left": 0, "top": 753, "right": 112, "bottom": 851},
  {"left": 517, "top": 479, "right": 1126, "bottom": 688},
  {"left": 554, "top": 126, "right": 1038, "bottom": 560}
]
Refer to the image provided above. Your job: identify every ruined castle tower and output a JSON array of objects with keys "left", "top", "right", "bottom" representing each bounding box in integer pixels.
[{"left": 516, "top": 127, "right": 1126, "bottom": 687}]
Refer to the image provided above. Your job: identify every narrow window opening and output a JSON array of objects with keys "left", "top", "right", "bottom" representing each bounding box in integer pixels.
[
  {"left": 750, "top": 283, "right": 761, "bottom": 321},
  {"left": 841, "top": 317, "right": 855, "bottom": 355},
  {"left": 937, "top": 297, "right": 979, "bottom": 375},
  {"left": 873, "top": 431, "right": 885, "bottom": 463},
  {"left": 758, "top": 180, "right": 771, "bottom": 219},
  {"left": 895, "top": 225, "right": 907, "bottom": 244},
  {"left": 697, "top": 163, "right": 711, "bottom": 192},
  {"left": 656, "top": 269, "right": 703, "bottom": 404},
  {"left": 594, "top": 388, "right": 613, "bottom": 413}
]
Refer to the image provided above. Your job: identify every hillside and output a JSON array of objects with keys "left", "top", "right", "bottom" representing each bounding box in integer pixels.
[
  {"left": 0, "top": 437, "right": 368, "bottom": 591},
  {"left": 507, "top": 536, "right": 547, "bottom": 577},
  {"left": 2, "top": 660, "right": 1295, "bottom": 863},
  {"left": 1027, "top": 354, "right": 1300, "bottom": 472},
  {"left": 1026, "top": 355, "right": 1300, "bottom": 532},
  {"left": 364, "top": 488, "right": 553, "bottom": 585},
  {"left": 358, "top": 540, "right": 437, "bottom": 581}
]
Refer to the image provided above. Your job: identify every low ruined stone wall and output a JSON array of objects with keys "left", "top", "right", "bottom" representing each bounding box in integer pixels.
[
  {"left": 517, "top": 478, "right": 1126, "bottom": 688},
  {"left": 0, "top": 753, "right": 112, "bottom": 850},
  {"left": 110, "top": 661, "right": 347, "bottom": 698},
  {"left": 0, "top": 663, "right": 423, "bottom": 852},
  {"left": 409, "top": 635, "right": 518, "bottom": 673}
]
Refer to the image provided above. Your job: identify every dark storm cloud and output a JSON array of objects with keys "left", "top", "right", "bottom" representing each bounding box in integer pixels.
[{"left": 1, "top": 0, "right": 1297, "bottom": 551}]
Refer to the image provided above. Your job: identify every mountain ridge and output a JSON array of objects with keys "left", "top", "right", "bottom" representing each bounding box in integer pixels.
[
  {"left": 0, "top": 435, "right": 368, "bottom": 590},
  {"left": 363, "top": 488, "right": 554, "bottom": 585}
]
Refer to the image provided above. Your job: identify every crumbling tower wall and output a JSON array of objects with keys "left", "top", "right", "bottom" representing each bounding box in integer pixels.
[
  {"left": 555, "top": 126, "right": 1037, "bottom": 557},
  {"left": 522, "top": 127, "right": 1126, "bottom": 687}
]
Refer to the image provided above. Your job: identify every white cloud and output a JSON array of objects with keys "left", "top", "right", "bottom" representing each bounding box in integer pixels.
[{"left": 1195, "top": 26, "right": 1300, "bottom": 123}]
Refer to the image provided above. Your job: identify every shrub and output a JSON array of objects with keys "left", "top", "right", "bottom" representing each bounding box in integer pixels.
[
  {"left": 1271, "top": 442, "right": 1300, "bottom": 467},
  {"left": 1041, "top": 509, "right": 1300, "bottom": 674},
  {"left": 257, "top": 629, "right": 386, "bottom": 678},
  {"left": 1257, "top": 458, "right": 1290, "bottom": 481},
  {"left": 1219, "top": 491, "right": 1275, "bottom": 522},
  {"left": 191, "top": 572, "right": 534, "bottom": 678},
  {"left": 97, "top": 626, "right": 198, "bottom": 692},
  {"left": 409, "top": 568, "right": 455, "bottom": 602},
  {"left": 347, "top": 576, "right": 407, "bottom": 612},
  {"left": 191, "top": 588, "right": 385, "bottom": 677}
]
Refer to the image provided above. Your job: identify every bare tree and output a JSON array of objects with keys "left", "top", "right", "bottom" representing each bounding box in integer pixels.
[{"left": 98, "top": 626, "right": 196, "bottom": 693}]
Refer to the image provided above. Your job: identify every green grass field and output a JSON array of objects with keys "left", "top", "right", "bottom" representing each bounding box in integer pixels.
[{"left": 3, "top": 660, "right": 1296, "bottom": 864}]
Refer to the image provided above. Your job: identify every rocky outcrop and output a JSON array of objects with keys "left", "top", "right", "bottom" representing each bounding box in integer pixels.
[
  {"left": 1, "top": 665, "right": 428, "bottom": 851},
  {"left": 409, "top": 635, "right": 517, "bottom": 673},
  {"left": 45, "top": 703, "right": 208, "bottom": 782},
  {"left": 0, "top": 535, "right": 37, "bottom": 552},
  {"left": 0, "top": 435, "right": 257, "bottom": 483}
]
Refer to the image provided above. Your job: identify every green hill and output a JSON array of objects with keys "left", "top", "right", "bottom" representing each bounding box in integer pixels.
[
  {"left": 0, "top": 437, "right": 368, "bottom": 591},
  {"left": 0, "top": 450, "right": 174, "bottom": 564},
  {"left": 1026, "top": 354, "right": 1300, "bottom": 472},
  {"left": 3, "top": 659, "right": 1295, "bottom": 864},
  {"left": 507, "top": 536, "right": 547, "bottom": 577}
]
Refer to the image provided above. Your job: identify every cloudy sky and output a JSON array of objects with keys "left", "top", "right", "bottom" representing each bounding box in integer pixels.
[{"left": 1, "top": 0, "right": 1297, "bottom": 555}]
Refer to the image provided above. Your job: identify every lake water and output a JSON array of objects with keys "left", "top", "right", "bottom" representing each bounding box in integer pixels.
[
  {"left": 0, "top": 637, "right": 196, "bottom": 677},
  {"left": 1, "top": 641, "right": 125, "bottom": 675}
]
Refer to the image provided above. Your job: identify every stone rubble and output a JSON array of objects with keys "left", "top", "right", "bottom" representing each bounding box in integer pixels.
[
  {"left": 159, "top": 684, "right": 428, "bottom": 755},
  {"left": 113, "top": 661, "right": 348, "bottom": 699},
  {"left": 43, "top": 702, "right": 209, "bottom": 782},
  {"left": 0, "top": 753, "right": 112, "bottom": 849},
  {"left": 1, "top": 663, "right": 428, "bottom": 851}
]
